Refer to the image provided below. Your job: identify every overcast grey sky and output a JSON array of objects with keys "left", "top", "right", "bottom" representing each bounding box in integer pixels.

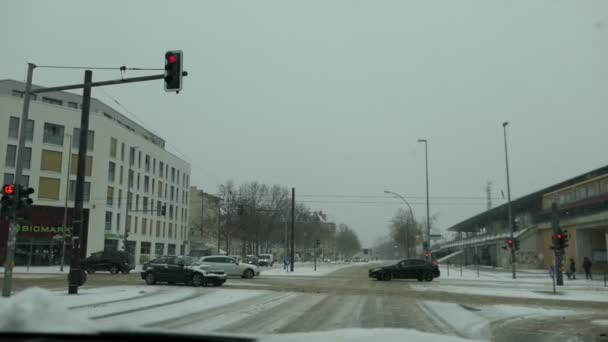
[{"left": 2, "top": 1, "right": 608, "bottom": 246}]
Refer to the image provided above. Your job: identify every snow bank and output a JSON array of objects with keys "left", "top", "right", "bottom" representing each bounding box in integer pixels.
[
  {"left": 261, "top": 262, "right": 362, "bottom": 276},
  {"left": 260, "top": 328, "right": 479, "bottom": 342},
  {"left": 0, "top": 288, "right": 95, "bottom": 333}
]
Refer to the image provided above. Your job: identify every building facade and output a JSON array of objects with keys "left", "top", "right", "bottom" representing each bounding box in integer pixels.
[
  {"left": 188, "top": 187, "right": 222, "bottom": 257},
  {"left": 0, "top": 79, "right": 191, "bottom": 266}
]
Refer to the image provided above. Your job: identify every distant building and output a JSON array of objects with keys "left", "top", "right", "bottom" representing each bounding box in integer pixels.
[
  {"left": 0, "top": 79, "right": 191, "bottom": 266},
  {"left": 435, "top": 165, "right": 608, "bottom": 272},
  {"left": 188, "top": 187, "right": 222, "bottom": 257}
]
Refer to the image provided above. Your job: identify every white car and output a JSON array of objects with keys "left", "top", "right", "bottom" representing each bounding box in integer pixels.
[{"left": 199, "top": 255, "right": 260, "bottom": 278}]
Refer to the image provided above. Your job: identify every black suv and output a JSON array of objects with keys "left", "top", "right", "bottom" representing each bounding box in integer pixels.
[
  {"left": 82, "top": 251, "right": 133, "bottom": 274},
  {"left": 368, "top": 258, "right": 440, "bottom": 281},
  {"left": 141, "top": 255, "right": 227, "bottom": 287}
]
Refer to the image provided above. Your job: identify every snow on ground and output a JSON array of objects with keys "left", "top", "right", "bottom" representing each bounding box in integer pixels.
[
  {"left": 0, "top": 266, "right": 68, "bottom": 274},
  {"left": 260, "top": 261, "right": 364, "bottom": 276},
  {"left": 260, "top": 328, "right": 477, "bottom": 342},
  {"left": 52, "top": 285, "right": 161, "bottom": 307},
  {"left": 413, "top": 282, "right": 608, "bottom": 302},
  {"left": 419, "top": 301, "right": 576, "bottom": 340},
  {"left": 592, "top": 319, "right": 608, "bottom": 326}
]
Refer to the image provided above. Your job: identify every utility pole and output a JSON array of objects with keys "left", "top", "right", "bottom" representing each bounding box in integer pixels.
[
  {"left": 502, "top": 122, "right": 516, "bottom": 279},
  {"left": 2, "top": 63, "right": 35, "bottom": 297},
  {"left": 551, "top": 202, "right": 564, "bottom": 286},
  {"left": 290, "top": 187, "right": 295, "bottom": 272},
  {"left": 60, "top": 134, "right": 73, "bottom": 272},
  {"left": 68, "top": 70, "right": 93, "bottom": 294}
]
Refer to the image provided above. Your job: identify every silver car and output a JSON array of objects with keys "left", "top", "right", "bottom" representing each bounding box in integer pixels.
[{"left": 199, "top": 255, "right": 260, "bottom": 278}]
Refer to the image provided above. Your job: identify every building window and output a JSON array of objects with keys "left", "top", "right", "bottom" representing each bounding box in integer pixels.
[
  {"left": 5, "top": 145, "right": 16, "bottom": 167},
  {"left": 38, "top": 177, "right": 60, "bottom": 199},
  {"left": 171, "top": 167, "right": 175, "bottom": 183},
  {"left": 155, "top": 243, "right": 164, "bottom": 256},
  {"left": 68, "top": 101, "right": 78, "bottom": 109},
  {"left": 156, "top": 221, "right": 161, "bottom": 237},
  {"left": 138, "top": 151, "right": 142, "bottom": 169},
  {"left": 116, "top": 213, "right": 121, "bottom": 233},
  {"left": 587, "top": 183, "right": 599, "bottom": 198},
  {"left": 120, "top": 143, "right": 125, "bottom": 161},
  {"left": 42, "top": 96, "right": 63, "bottom": 106},
  {"left": 107, "top": 186, "right": 114, "bottom": 206},
  {"left": 140, "top": 242, "right": 151, "bottom": 255},
  {"left": 40, "top": 150, "right": 62, "bottom": 172},
  {"left": 135, "top": 194, "right": 139, "bottom": 211},
  {"left": 109, "top": 137, "right": 117, "bottom": 158},
  {"left": 108, "top": 161, "right": 116, "bottom": 182},
  {"left": 180, "top": 245, "right": 185, "bottom": 255},
  {"left": 143, "top": 196, "right": 148, "bottom": 212},
  {"left": 157, "top": 181, "right": 163, "bottom": 197},
  {"left": 128, "top": 169, "right": 134, "bottom": 188},
  {"left": 43, "top": 123, "right": 64, "bottom": 146},
  {"left": 3, "top": 173, "right": 13, "bottom": 185},
  {"left": 151, "top": 179, "right": 155, "bottom": 195},
  {"left": 12, "top": 90, "right": 37, "bottom": 101},
  {"left": 162, "top": 223, "right": 166, "bottom": 238},
  {"left": 168, "top": 244, "right": 176, "bottom": 255},
  {"left": 153, "top": 158, "right": 156, "bottom": 174},
  {"left": 159, "top": 162, "right": 164, "bottom": 177},
  {"left": 164, "top": 184, "right": 168, "bottom": 199},
  {"left": 142, "top": 218, "right": 148, "bottom": 235},
  {"left": 22, "top": 147, "right": 32, "bottom": 169},
  {"left": 157, "top": 200, "right": 162, "bottom": 216},
  {"left": 169, "top": 205, "right": 173, "bottom": 219},
  {"left": 119, "top": 165, "right": 124, "bottom": 185},
  {"left": 168, "top": 224, "right": 173, "bottom": 240},
  {"left": 170, "top": 186, "right": 174, "bottom": 201},
  {"left": 134, "top": 217, "right": 138, "bottom": 234},
  {"left": 118, "top": 189, "right": 122, "bottom": 208},
  {"left": 70, "top": 154, "right": 93, "bottom": 177},
  {"left": 129, "top": 147, "right": 135, "bottom": 166},
  {"left": 144, "top": 176, "right": 149, "bottom": 193},
  {"left": 105, "top": 212, "right": 112, "bottom": 231},
  {"left": 8, "top": 117, "right": 19, "bottom": 139},
  {"left": 137, "top": 173, "right": 140, "bottom": 190},
  {"left": 145, "top": 155, "right": 150, "bottom": 172},
  {"left": 127, "top": 191, "right": 133, "bottom": 210},
  {"left": 68, "top": 180, "right": 91, "bottom": 202},
  {"left": 73, "top": 128, "right": 95, "bottom": 151}
]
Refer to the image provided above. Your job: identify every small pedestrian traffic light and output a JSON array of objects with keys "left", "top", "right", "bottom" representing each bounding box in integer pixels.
[
  {"left": 164, "top": 50, "right": 183, "bottom": 93},
  {"left": 1, "top": 184, "right": 16, "bottom": 220}
]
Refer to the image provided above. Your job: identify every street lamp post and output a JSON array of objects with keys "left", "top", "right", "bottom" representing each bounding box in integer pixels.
[
  {"left": 124, "top": 146, "right": 139, "bottom": 264},
  {"left": 417, "top": 139, "right": 431, "bottom": 258},
  {"left": 502, "top": 122, "right": 516, "bottom": 279},
  {"left": 384, "top": 190, "right": 414, "bottom": 258}
]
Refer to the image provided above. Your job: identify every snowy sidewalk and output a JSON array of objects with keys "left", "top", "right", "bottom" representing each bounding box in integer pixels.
[{"left": 259, "top": 261, "right": 365, "bottom": 277}]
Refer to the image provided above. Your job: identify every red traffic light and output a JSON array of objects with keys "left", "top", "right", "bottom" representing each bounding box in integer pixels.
[
  {"left": 556, "top": 233, "right": 563, "bottom": 240},
  {"left": 2, "top": 184, "right": 15, "bottom": 195},
  {"left": 424, "top": 252, "right": 430, "bottom": 257},
  {"left": 507, "top": 239, "right": 513, "bottom": 246},
  {"left": 167, "top": 54, "right": 177, "bottom": 64}
]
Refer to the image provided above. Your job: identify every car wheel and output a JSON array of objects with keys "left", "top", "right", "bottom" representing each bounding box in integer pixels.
[
  {"left": 191, "top": 273, "right": 204, "bottom": 287},
  {"left": 381, "top": 272, "right": 393, "bottom": 281},
  {"left": 424, "top": 272, "right": 434, "bottom": 282},
  {"left": 243, "top": 269, "right": 254, "bottom": 279},
  {"left": 86, "top": 268, "right": 95, "bottom": 274},
  {"left": 145, "top": 272, "right": 156, "bottom": 285},
  {"left": 109, "top": 265, "right": 119, "bottom": 274}
]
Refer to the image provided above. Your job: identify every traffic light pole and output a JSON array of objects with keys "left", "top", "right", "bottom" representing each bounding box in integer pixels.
[
  {"left": 290, "top": 188, "right": 295, "bottom": 272},
  {"left": 502, "top": 122, "right": 516, "bottom": 279},
  {"left": 551, "top": 202, "right": 564, "bottom": 286},
  {"left": 68, "top": 70, "right": 93, "bottom": 294},
  {"left": 2, "top": 63, "right": 35, "bottom": 297}
]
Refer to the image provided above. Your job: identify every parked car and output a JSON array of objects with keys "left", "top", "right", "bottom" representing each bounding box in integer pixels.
[
  {"left": 258, "top": 254, "right": 274, "bottom": 267},
  {"left": 200, "top": 255, "right": 260, "bottom": 278},
  {"left": 242, "top": 255, "right": 259, "bottom": 266},
  {"left": 141, "top": 255, "right": 227, "bottom": 286},
  {"left": 368, "top": 258, "right": 440, "bottom": 282},
  {"left": 82, "top": 251, "right": 134, "bottom": 274}
]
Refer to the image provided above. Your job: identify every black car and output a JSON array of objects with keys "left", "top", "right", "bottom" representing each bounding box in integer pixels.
[
  {"left": 368, "top": 258, "right": 440, "bottom": 281},
  {"left": 82, "top": 251, "right": 134, "bottom": 274},
  {"left": 141, "top": 255, "right": 228, "bottom": 286}
]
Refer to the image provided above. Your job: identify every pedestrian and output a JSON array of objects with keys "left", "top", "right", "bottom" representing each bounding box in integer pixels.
[
  {"left": 583, "top": 257, "right": 592, "bottom": 279},
  {"left": 567, "top": 258, "right": 576, "bottom": 280}
]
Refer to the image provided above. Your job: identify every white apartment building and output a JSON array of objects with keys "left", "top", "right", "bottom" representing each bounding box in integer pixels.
[{"left": 0, "top": 79, "right": 191, "bottom": 265}]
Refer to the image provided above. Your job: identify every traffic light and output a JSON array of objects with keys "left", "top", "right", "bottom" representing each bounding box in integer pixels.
[
  {"left": 554, "top": 230, "right": 565, "bottom": 249},
  {"left": 507, "top": 238, "right": 514, "bottom": 248},
  {"left": 15, "top": 185, "right": 34, "bottom": 221},
  {"left": 514, "top": 239, "right": 521, "bottom": 251},
  {"left": 1, "top": 184, "right": 16, "bottom": 220},
  {"left": 316, "top": 239, "right": 321, "bottom": 247},
  {"left": 561, "top": 230, "right": 569, "bottom": 248},
  {"left": 164, "top": 50, "right": 183, "bottom": 93},
  {"left": 513, "top": 217, "right": 520, "bottom": 231},
  {"left": 424, "top": 251, "right": 430, "bottom": 258}
]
